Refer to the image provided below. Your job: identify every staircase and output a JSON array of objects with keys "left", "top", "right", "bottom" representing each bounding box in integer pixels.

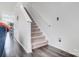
[{"left": 31, "top": 20, "right": 48, "bottom": 49}]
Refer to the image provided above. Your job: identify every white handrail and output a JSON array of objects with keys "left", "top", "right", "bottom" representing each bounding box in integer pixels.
[{"left": 16, "top": 3, "right": 32, "bottom": 23}]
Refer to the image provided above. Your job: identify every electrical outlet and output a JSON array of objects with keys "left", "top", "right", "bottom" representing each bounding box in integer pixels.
[
  {"left": 59, "top": 38, "right": 61, "bottom": 42},
  {"left": 57, "top": 17, "right": 59, "bottom": 21}
]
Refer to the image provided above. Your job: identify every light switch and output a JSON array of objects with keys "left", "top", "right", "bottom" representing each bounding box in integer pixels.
[{"left": 57, "top": 17, "right": 59, "bottom": 21}]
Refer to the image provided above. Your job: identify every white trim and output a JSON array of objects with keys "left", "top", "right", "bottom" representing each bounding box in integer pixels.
[
  {"left": 16, "top": 2, "right": 32, "bottom": 23},
  {"left": 15, "top": 37, "right": 32, "bottom": 53}
]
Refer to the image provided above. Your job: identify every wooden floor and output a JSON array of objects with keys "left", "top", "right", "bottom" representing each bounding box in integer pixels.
[
  {"left": 4, "top": 37, "right": 76, "bottom": 57},
  {"left": 4, "top": 32, "right": 76, "bottom": 57},
  {"left": 32, "top": 45, "right": 76, "bottom": 57}
]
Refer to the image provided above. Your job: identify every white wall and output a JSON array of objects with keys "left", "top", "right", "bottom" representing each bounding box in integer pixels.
[
  {"left": 0, "top": 2, "right": 16, "bottom": 15},
  {"left": 14, "top": 3, "right": 32, "bottom": 53},
  {"left": 25, "top": 2, "right": 79, "bottom": 56}
]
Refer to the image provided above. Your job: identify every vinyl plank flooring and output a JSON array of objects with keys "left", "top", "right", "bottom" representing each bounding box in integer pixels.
[
  {"left": 46, "top": 45, "right": 76, "bottom": 57},
  {"left": 32, "top": 49, "right": 46, "bottom": 57},
  {"left": 44, "top": 46, "right": 65, "bottom": 57},
  {"left": 32, "top": 45, "right": 76, "bottom": 57},
  {"left": 4, "top": 32, "right": 76, "bottom": 57},
  {"left": 41, "top": 47, "right": 63, "bottom": 57}
]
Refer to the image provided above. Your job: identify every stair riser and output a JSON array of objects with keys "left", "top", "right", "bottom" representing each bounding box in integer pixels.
[
  {"left": 32, "top": 29, "right": 40, "bottom": 31},
  {"left": 31, "top": 33, "right": 42, "bottom": 37},
  {"left": 32, "top": 26, "right": 38, "bottom": 28},
  {"left": 32, "top": 27, "right": 40, "bottom": 29},
  {"left": 32, "top": 41, "right": 48, "bottom": 49},
  {"left": 32, "top": 30, "right": 42, "bottom": 33},
  {"left": 32, "top": 39, "right": 47, "bottom": 44},
  {"left": 32, "top": 32, "right": 42, "bottom": 34},
  {"left": 32, "top": 23, "right": 36, "bottom": 25},
  {"left": 32, "top": 36, "right": 45, "bottom": 40}
]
